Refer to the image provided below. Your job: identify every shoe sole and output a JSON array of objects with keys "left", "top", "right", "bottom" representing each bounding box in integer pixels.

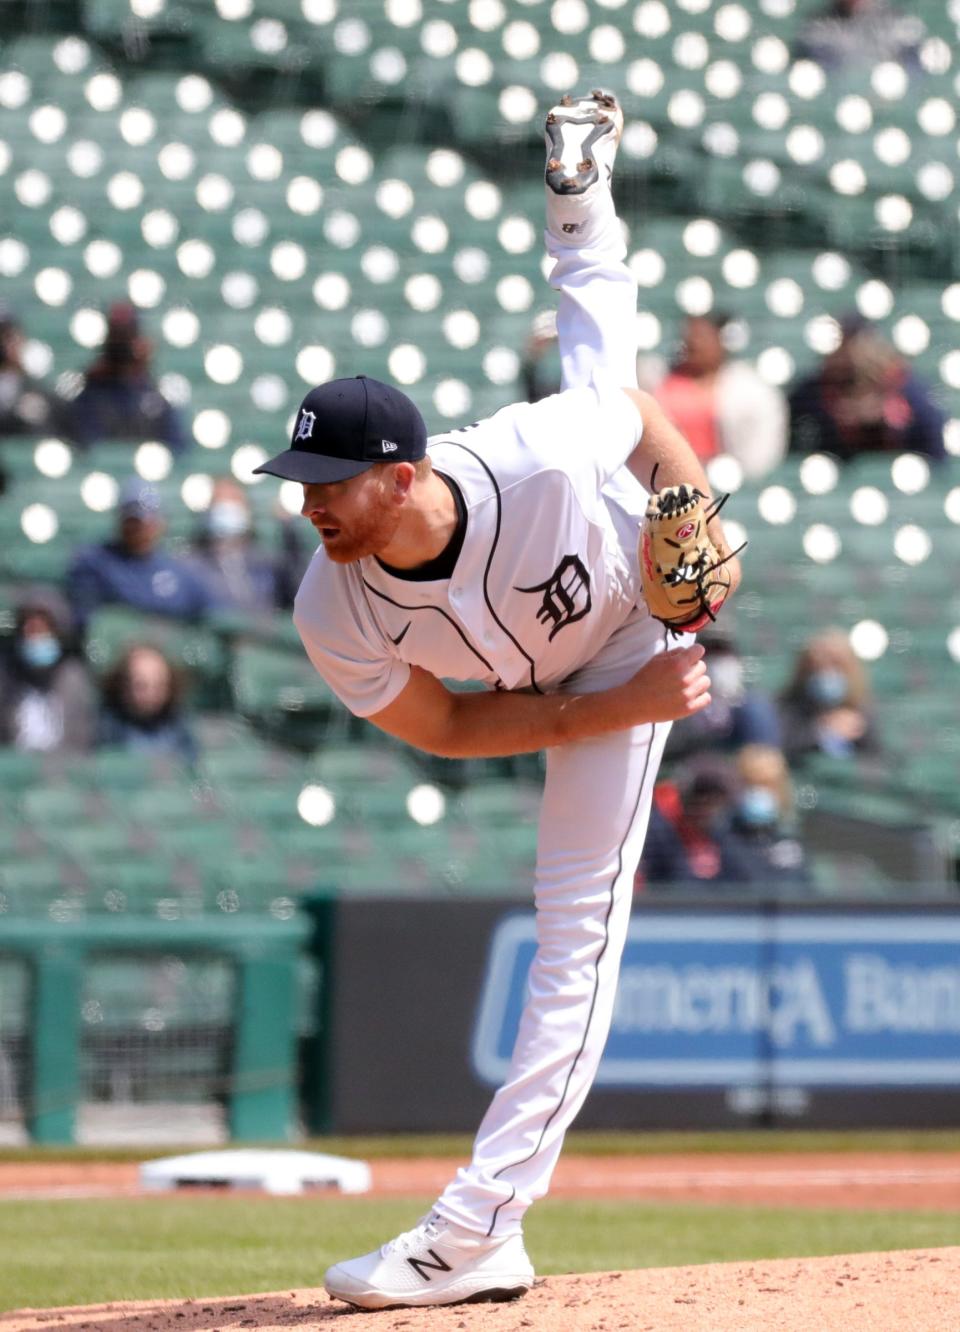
[
  {"left": 328, "top": 1279, "right": 532, "bottom": 1311},
  {"left": 545, "top": 89, "right": 621, "bottom": 196}
]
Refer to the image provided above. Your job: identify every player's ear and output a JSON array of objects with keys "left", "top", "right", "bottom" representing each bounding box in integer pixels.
[{"left": 389, "top": 461, "right": 416, "bottom": 503}]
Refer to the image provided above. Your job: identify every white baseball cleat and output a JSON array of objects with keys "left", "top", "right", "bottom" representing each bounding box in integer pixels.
[
  {"left": 544, "top": 89, "right": 623, "bottom": 199},
  {"left": 323, "top": 1211, "right": 535, "bottom": 1310}
]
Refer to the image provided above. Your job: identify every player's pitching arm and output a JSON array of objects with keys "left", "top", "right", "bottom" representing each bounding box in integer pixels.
[
  {"left": 367, "top": 646, "right": 710, "bottom": 760},
  {"left": 623, "top": 388, "right": 742, "bottom": 602}
]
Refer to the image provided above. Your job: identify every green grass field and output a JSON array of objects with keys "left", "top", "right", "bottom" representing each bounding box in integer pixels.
[{"left": 2, "top": 1195, "right": 959, "bottom": 1313}]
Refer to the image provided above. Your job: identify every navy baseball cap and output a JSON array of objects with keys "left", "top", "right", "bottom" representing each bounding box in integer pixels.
[
  {"left": 253, "top": 375, "right": 427, "bottom": 484},
  {"left": 118, "top": 478, "right": 163, "bottom": 519}
]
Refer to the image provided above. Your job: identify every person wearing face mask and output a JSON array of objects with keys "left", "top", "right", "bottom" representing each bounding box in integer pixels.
[
  {"left": 666, "top": 629, "right": 781, "bottom": 761},
  {"left": 721, "top": 745, "right": 812, "bottom": 891},
  {"left": 184, "top": 478, "right": 304, "bottom": 614},
  {"left": 0, "top": 587, "right": 95, "bottom": 754},
  {"left": 638, "top": 761, "right": 755, "bottom": 890},
  {"left": 779, "top": 627, "right": 881, "bottom": 765},
  {"left": 68, "top": 302, "right": 187, "bottom": 453},
  {"left": 97, "top": 642, "right": 197, "bottom": 764},
  {"left": 638, "top": 748, "right": 811, "bottom": 892}
]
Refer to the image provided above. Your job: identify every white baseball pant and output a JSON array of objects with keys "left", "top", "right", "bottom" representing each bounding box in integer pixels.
[{"left": 434, "top": 217, "right": 674, "bottom": 1237}]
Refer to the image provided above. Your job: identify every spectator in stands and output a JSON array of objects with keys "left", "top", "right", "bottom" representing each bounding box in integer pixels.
[
  {"left": 519, "top": 310, "right": 561, "bottom": 403},
  {"left": 640, "top": 313, "right": 787, "bottom": 481},
  {"left": 185, "top": 478, "right": 303, "bottom": 614},
  {"left": 721, "top": 744, "right": 812, "bottom": 890},
  {"left": 638, "top": 760, "right": 743, "bottom": 889},
  {"left": 69, "top": 302, "right": 187, "bottom": 453},
  {"left": 794, "top": 0, "right": 925, "bottom": 71},
  {"left": 67, "top": 479, "right": 216, "bottom": 627},
  {"left": 638, "top": 749, "right": 811, "bottom": 891},
  {"left": 0, "top": 586, "right": 95, "bottom": 754},
  {"left": 98, "top": 643, "right": 197, "bottom": 763},
  {"left": 779, "top": 627, "right": 881, "bottom": 763},
  {"left": 788, "top": 317, "right": 946, "bottom": 460},
  {"left": 0, "top": 305, "right": 74, "bottom": 441},
  {"left": 667, "top": 629, "right": 782, "bottom": 760},
  {"left": 524, "top": 310, "right": 787, "bottom": 480}
]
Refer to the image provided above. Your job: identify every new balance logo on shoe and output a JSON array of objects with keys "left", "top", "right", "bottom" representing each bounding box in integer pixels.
[
  {"left": 407, "top": 1250, "right": 453, "bottom": 1282},
  {"left": 324, "top": 1216, "right": 534, "bottom": 1309}
]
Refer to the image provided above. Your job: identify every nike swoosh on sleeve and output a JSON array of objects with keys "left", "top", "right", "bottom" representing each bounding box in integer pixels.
[{"left": 390, "top": 621, "right": 412, "bottom": 646}]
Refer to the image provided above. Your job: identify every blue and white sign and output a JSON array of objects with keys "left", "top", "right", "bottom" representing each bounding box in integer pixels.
[{"left": 471, "top": 912, "right": 960, "bottom": 1089}]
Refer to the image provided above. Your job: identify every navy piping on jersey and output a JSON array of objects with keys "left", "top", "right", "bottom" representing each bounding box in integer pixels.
[
  {"left": 484, "top": 711, "right": 665, "bottom": 1238},
  {"left": 444, "top": 440, "right": 544, "bottom": 695},
  {"left": 360, "top": 579, "right": 500, "bottom": 679}
]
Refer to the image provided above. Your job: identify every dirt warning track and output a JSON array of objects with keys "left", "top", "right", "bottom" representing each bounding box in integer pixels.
[{"left": 1, "top": 1152, "right": 958, "bottom": 1209}]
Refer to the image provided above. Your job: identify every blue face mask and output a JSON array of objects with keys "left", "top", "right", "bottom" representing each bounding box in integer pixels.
[
  {"left": 806, "top": 668, "right": 847, "bottom": 707},
  {"left": 207, "top": 500, "right": 250, "bottom": 539},
  {"left": 19, "top": 634, "right": 62, "bottom": 670},
  {"left": 737, "top": 786, "right": 779, "bottom": 827}
]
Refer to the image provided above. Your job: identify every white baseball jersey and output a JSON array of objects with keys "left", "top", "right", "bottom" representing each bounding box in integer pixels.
[{"left": 293, "top": 382, "right": 654, "bottom": 716}]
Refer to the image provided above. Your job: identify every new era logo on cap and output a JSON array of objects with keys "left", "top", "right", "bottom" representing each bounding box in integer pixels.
[{"left": 381, "top": 440, "right": 398, "bottom": 453}]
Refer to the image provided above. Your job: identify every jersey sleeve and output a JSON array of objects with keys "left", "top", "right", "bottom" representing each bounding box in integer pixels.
[
  {"left": 293, "top": 556, "right": 411, "bottom": 718},
  {"left": 494, "top": 381, "right": 642, "bottom": 488}
]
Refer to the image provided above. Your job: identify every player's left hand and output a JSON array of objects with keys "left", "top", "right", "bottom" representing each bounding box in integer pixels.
[{"left": 639, "top": 482, "right": 744, "bottom": 636}]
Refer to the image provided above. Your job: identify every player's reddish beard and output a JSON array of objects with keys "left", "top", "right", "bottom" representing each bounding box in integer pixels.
[{"left": 305, "top": 470, "right": 402, "bottom": 564}]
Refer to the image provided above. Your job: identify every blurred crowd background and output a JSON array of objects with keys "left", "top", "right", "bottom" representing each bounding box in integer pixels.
[{"left": 2, "top": 0, "right": 960, "bottom": 923}]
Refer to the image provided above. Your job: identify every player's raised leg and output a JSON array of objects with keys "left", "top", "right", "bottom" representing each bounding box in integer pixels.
[{"left": 543, "top": 90, "right": 639, "bottom": 394}]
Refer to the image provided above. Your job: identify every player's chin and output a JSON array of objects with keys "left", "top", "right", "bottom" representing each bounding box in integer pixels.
[
  {"left": 322, "top": 542, "right": 357, "bottom": 564},
  {"left": 322, "top": 536, "right": 377, "bottom": 564}
]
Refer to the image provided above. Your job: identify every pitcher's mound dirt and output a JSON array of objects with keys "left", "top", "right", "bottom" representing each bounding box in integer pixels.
[{"left": 3, "top": 1247, "right": 957, "bottom": 1332}]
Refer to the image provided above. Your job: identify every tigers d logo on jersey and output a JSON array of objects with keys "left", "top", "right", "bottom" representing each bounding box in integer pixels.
[{"left": 516, "top": 554, "right": 592, "bottom": 641}]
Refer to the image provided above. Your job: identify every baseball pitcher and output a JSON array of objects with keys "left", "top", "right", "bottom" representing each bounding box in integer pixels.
[{"left": 255, "top": 90, "right": 741, "bottom": 1310}]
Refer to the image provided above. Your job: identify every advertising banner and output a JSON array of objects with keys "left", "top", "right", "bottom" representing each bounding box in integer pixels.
[{"left": 472, "top": 911, "right": 960, "bottom": 1090}]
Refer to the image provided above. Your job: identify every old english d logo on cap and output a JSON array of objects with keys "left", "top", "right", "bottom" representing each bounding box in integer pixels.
[
  {"left": 295, "top": 410, "right": 316, "bottom": 442},
  {"left": 252, "top": 375, "right": 428, "bottom": 485}
]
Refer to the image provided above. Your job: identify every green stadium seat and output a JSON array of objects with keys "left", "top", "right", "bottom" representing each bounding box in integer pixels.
[
  {"left": 0, "top": 858, "right": 82, "bottom": 908},
  {"left": 43, "top": 819, "right": 147, "bottom": 862},
  {"left": 20, "top": 784, "right": 104, "bottom": 826},
  {"left": 306, "top": 742, "right": 419, "bottom": 788},
  {"left": 0, "top": 749, "right": 42, "bottom": 790},
  {"left": 229, "top": 638, "right": 342, "bottom": 745},
  {"left": 76, "top": 857, "right": 197, "bottom": 911},
  {"left": 456, "top": 779, "right": 542, "bottom": 827},
  {"left": 86, "top": 746, "right": 183, "bottom": 788}
]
